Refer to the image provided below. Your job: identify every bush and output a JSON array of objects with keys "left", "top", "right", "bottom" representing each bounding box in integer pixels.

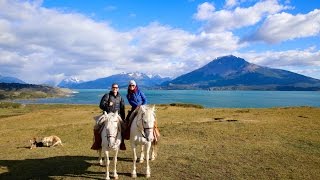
[
  {"left": 0, "top": 102, "right": 21, "bottom": 108},
  {"left": 158, "top": 103, "right": 204, "bottom": 109}
]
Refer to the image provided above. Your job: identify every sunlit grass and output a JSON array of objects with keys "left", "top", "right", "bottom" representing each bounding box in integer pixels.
[{"left": 0, "top": 104, "right": 319, "bottom": 179}]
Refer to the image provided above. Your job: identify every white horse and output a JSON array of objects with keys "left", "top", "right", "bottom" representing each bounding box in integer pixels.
[
  {"left": 96, "top": 111, "right": 122, "bottom": 180},
  {"left": 130, "top": 105, "right": 157, "bottom": 178}
]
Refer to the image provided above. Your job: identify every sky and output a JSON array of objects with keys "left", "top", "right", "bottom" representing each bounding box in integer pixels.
[{"left": 0, "top": 0, "right": 319, "bottom": 85}]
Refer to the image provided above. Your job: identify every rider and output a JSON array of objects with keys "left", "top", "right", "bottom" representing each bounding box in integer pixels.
[
  {"left": 122, "top": 80, "right": 147, "bottom": 142},
  {"left": 91, "top": 83, "right": 125, "bottom": 150}
]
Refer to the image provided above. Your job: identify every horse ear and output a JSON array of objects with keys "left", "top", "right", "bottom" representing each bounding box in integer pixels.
[
  {"left": 103, "top": 111, "right": 107, "bottom": 115},
  {"left": 115, "top": 110, "right": 118, "bottom": 115},
  {"left": 152, "top": 105, "right": 155, "bottom": 111}
]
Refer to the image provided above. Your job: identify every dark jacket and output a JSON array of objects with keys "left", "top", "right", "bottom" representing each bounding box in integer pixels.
[
  {"left": 126, "top": 86, "right": 147, "bottom": 110},
  {"left": 99, "top": 91, "right": 125, "bottom": 120}
]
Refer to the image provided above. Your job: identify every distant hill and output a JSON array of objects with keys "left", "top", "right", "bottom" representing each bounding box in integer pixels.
[
  {"left": 58, "top": 77, "right": 84, "bottom": 88},
  {"left": 0, "top": 83, "right": 73, "bottom": 100},
  {"left": 58, "top": 72, "right": 171, "bottom": 89},
  {"left": 0, "top": 75, "right": 26, "bottom": 84},
  {"left": 163, "top": 55, "right": 320, "bottom": 90}
]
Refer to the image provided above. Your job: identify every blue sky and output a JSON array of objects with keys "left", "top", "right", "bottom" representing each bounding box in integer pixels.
[{"left": 0, "top": 0, "right": 319, "bottom": 85}]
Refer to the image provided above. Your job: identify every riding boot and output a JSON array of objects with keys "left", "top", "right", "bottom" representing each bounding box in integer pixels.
[
  {"left": 120, "top": 136, "right": 126, "bottom": 150},
  {"left": 91, "top": 128, "right": 102, "bottom": 150}
]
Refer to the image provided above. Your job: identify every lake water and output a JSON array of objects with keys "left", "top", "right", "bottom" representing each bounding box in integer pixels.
[{"left": 15, "top": 89, "right": 320, "bottom": 108}]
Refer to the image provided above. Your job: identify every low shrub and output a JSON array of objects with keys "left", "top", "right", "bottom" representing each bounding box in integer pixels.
[{"left": 0, "top": 102, "right": 21, "bottom": 108}]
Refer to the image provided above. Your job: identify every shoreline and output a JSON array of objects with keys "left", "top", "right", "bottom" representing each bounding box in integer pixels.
[
  {"left": 5, "top": 90, "right": 320, "bottom": 108},
  {"left": 1, "top": 101, "right": 319, "bottom": 110}
]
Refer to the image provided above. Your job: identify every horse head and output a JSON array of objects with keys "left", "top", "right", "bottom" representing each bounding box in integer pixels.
[
  {"left": 104, "top": 112, "right": 122, "bottom": 149},
  {"left": 138, "top": 105, "right": 156, "bottom": 142}
]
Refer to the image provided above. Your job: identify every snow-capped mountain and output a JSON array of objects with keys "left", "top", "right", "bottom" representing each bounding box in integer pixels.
[
  {"left": 57, "top": 72, "right": 171, "bottom": 89},
  {"left": 58, "top": 77, "right": 84, "bottom": 88}
]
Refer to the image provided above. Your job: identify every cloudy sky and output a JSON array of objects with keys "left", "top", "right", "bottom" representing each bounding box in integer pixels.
[{"left": 0, "top": 0, "right": 319, "bottom": 85}]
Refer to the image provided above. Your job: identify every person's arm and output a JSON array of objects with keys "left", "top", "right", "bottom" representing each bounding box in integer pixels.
[
  {"left": 127, "top": 94, "right": 139, "bottom": 108},
  {"left": 99, "top": 94, "right": 109, "bottom": 111},
  {"left": 140, "top": 91, "right": 147, "bottom": 105},
  {"left": 120, "top": 97, "right": 126, "bottom": 120}
]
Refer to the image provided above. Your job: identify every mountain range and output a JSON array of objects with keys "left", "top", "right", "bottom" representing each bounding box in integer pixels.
[
  {"left": 0, "top": 75, "right": 26, "bottom": 84},
  {"left": 164, "top": 55, "right": 320, "bottom": 90},
  {"left": 58, "top": 72, "right": 171, "bottom": 89},
  {"left": 3, "top": 55, "right": 320, "bottom": 90}
]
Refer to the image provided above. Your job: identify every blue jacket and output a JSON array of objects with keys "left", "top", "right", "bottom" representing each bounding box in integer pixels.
[{"left": 127, "top": 87, "right": 147, "bottom": 110}]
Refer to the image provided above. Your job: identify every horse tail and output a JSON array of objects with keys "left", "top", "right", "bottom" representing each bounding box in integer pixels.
[{"left": 153, "top": 120, "right": 160, "bottom": 145}]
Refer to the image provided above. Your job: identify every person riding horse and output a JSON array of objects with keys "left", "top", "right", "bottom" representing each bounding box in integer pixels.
[
  {"left": 121, "top": 80, "right": 147, "bottom": 150},
  {"left": 91, "top": 83, "right": 125, "bottom": 150}
]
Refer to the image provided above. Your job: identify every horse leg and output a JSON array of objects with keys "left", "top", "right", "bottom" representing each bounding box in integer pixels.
[
  {"left": 151, "top": 143, "right": 156, "bottom": 161},
  {"left": 98, "top": 149, "right": 104, "bottom": 166},
  {"left": 145, "top": 142, "right": 151, "bottom": 178},
  {"left": 104, "top": 150, "right": 110, "bottom": 180},
  {"left": 131, "top": 144, "right": 137, "bottom": 178},
  {"left": 139, "top": 145, "right": 145, "bottom": 163},
  {"left": 113, "top": 149, "right": 119, "bottom": 179}
]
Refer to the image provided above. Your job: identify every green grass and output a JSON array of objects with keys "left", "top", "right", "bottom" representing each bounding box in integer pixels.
[{"left": 0, "top": 104, "right": 320, "bottom": 179}]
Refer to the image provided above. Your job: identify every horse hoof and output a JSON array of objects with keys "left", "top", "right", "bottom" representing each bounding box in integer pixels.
[
  {"left": 105, "top": 177, "right": 110, "bottom": 180},
  {"left": 132, "top": 173, "right": 137, "bottom": 178},
  {"left": 139, "top": 160, "right": 144, "bottom": 163},
  {"left": 99, "top": 160, "right": 104, "bottom": 166},
  {"left": 146, "top": 174, "right": 151, "bottom": 178},
  {"left": 151, "top": 157, "right": 155, "bottom": 161},
  {"left": 114, "top": 175, "right": 118, "bottom": 179}
]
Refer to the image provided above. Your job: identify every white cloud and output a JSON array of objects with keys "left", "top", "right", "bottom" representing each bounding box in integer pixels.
[
  {"left": 194, "top": 2, "right": 216, "bottom": 20},
  {"left": 194, "top": 0, "right": 287, "bottom": 32},
  {"left": 0, "top": 0, "right": 243, "bottom": 84},
  {"left": 0, "top": 0, "right": 319, "bottom": 85},
  {"left": 224, "top": 0, "right": 239, "bottom": 9},
  {"left": 126, "top": 23, "right": 242, "bottom": 77},
  {"left": 244, "top": 9, "right": 320, "bottom": 43},
  {"left": 239, "top": 48, "right": 320, "bottom": 79},
  {"left": 0, "top": 0, "right": 132, "bottom": 84}
]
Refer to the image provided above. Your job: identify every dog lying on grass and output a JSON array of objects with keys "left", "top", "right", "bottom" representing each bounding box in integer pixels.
[
  {"left": 30, "top": 137, "right": 44, "bottom": 149},
  {"left": 30, "top": 135, "right": 63, "bottom": 149}
]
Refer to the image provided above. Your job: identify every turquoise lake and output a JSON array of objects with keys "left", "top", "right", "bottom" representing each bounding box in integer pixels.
[{"left": 16, "top": 89, "right": 320, "bottom": 108}]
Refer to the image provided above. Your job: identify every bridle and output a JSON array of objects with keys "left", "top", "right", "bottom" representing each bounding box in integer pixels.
[
  {"left": 137, "top": 111, "right": 154, "bottom": 139},
  {"left": 105, "top": 116, "right": 120, "bottom": 146}
]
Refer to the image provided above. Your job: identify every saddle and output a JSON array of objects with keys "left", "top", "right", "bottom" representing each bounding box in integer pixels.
[{"left": 123, "top": 109, "right": 138, "bottom": 140}]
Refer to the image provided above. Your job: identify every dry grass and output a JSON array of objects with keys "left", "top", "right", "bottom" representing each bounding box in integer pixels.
[{"left": 0, "top": 104, "right": 320, "bottom": 179}]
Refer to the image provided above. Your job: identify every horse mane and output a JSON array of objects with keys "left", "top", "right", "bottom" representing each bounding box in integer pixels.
[
  {"left": 137, "top": 105, "right": 156, "bottom": 115},
  {"left": 94, "top": 112, "right": 112, "bottom": 126}
]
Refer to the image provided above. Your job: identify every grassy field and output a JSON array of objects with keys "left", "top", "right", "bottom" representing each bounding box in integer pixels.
[{"left": 0, "top": 103, "right": 320, "bottom": 179}]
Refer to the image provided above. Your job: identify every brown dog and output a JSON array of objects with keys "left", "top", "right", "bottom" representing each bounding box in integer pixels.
[
  {"left": 30, "top": 135, "right": 63, "bottom": 149},
  {"left": 42, "top": 135, "right": 63, "bottom": 147}
]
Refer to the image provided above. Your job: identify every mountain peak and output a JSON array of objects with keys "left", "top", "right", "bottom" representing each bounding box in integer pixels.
[
  {"left": 168, "top": 55, "right": 320, "bottom": 90},
  {"left": 63, "top": 77, "right": 82, "bottom": 83},
  {"left": 196, "top": 55, "right": 249, "bottom": 76},
  {"left": 214, "top": 55, "right": 248, "bottom": 64},
  {"left": 127, "top": 72, "right": 149, "bottom": 79},
  {"left": 0, "top": 75, "right": 26, "bottom": 84},
  {"left": 58, "top": 77, "right": 83, "bottom": 87}
]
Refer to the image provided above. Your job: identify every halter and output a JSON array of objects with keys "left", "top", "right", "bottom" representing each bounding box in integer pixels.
[
  {"left": 104, "top": 115, "right": 120, "bottom": 147},
  {"left": 136, "top": 111, "right": 154, "bottom": 140}
]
